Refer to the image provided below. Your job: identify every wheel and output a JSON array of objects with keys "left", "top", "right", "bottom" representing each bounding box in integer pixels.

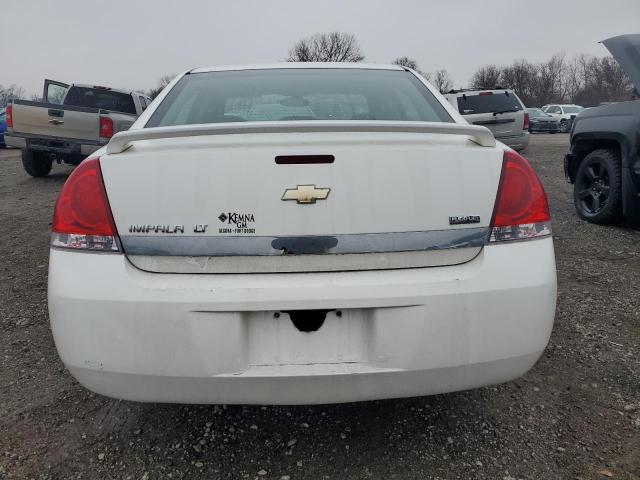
[
  {"left": 559, "top": 119, "right": 569, "bottom": 133},
  {"left": 21, "top": 149, "right": 52, "bottom": 177},
  {"left": 549, "top": 130, "right": 557, "bottom": 134},
  {"left": 573, "top": 149, "right": 622, "bottom": 224}
]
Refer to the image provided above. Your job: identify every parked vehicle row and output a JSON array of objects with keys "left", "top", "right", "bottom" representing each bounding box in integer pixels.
[
  {"left": 4, "top": 80, "right": 150, "bottom": 177},
  {"left": 1, "top": 76, "right": 587, "bottom": 166},
  {"left": 442, "top": 91, "right": 590, "bottom": 152}
]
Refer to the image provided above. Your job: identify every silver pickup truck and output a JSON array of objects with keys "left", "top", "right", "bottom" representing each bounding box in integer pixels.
[{"left": 5, "top": 79, "right": 151, "bottom": 177}]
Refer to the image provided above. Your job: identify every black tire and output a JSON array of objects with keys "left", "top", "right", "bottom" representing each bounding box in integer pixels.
[
  {"left": 573, "top": 149, "right": 622, "bottom": 224},
  {"left": 559, "top": 119, "right": 569, "bottom": 133},
  {"left": 549, "top": 130, "right": 557, "bottom": 134},
  {"left": 21, "top": 149, "right": 52, "bottom": 177}
]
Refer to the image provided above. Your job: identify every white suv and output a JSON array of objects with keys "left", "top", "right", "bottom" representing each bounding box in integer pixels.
[
  {"left": 445, "top": 89, "right": 529, "bottom": 152},
  {"left": 541, "top": 104, "right": 585, "bottom": 132}
]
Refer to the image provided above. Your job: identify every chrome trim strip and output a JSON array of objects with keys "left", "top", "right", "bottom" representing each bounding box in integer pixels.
[
  {"left": 127, "top": 248, "right": 483, "bottom": 274},
  {"left": 120, "top": 228, "right": 489, "bottom": 257}
]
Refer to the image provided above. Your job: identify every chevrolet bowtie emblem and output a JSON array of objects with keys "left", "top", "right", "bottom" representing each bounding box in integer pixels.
[{"left": 281, "top": 184, "right": 331, "bottom": 204}]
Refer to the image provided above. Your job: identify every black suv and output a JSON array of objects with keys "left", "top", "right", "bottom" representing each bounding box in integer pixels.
[{"left": 564, "top": 34, "right": 640, "bottom": 224}]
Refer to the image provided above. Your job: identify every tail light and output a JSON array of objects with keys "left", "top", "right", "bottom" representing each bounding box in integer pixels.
[
  {"left": 99, "top": 116, "right": 114, "bottom": 139},
  {"left": 488, "top": 150, "right": 551, "bottom": 243},
  {"left": 6, "top": 105, "right": 13, "bottom": 128},
  {"left": 51, "top": 158, "right": 120, "bottom": 252},
  {"left": 523, "top": 112, "right": 530, "bottom": 130}
]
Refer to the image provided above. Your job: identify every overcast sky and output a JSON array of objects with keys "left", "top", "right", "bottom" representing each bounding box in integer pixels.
[{"left": 2, "top": 0, "right": 639, "bottom": 96}]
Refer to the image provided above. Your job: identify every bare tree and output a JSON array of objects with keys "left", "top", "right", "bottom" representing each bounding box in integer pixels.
[
  {"left": 539, "top": 54, "right": 568, "bottom": 104},
  {"left": 571, "top": 55, "right": 632, "bottom": 105},
  {"left": 500, "top": 60, "right": 538, "bottom": 105},
  {"left": 392, "top": 56, "right": 431, "bottom": 80},
  {"left": 432, "top": 69, "right": 453, "bottom": 93},
  {"left": 392, "top": 56, "right": 419, "bottom": 71},
  {"left": 470, "top": 65, "right": 502, "bottom": 89},
  {"left": 599, "top": 56, "right": 631, "bottom": 100},
  {"left": 565, "top": 54, "right": 590, "bottom": 101},
  {"left": 288, "top": 32, "right": 364, "bottom": 62},
  {"left": 148, "top": 74, "right": 176, "bottom": 99},
  {"left": 0, "top": 85, "right": 26, "bottom": 107},
  {"left": 468, "top": 52, "right": 631, "bottom": 107}
]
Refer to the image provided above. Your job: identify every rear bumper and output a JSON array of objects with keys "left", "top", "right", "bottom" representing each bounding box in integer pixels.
[
  {"left": 4, "top": 132, "right": 103, "bottom": 157},
  {"left": 530, "top": 123, "right": 560, "bottom": 132},
  {"left": 497, "top": 131, "right": 530, "bottom": 151},
  {"left": 69, "top": 353, "right": 542, "bottom": 405},
  {"left": 48, "top": 238, "right": 557, "bottom": 404},
  {"left": 4, "top": 134, "right": 26, "bottom": 149}
]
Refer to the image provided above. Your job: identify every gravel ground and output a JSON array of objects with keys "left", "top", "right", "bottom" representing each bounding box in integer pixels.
[{"left": 1, "top": 135, "right": 639, "bottom": 480}]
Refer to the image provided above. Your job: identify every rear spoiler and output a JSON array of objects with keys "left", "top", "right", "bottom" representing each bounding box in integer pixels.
[{"left": 105, "top": 120, "right": 496, "bottom": 154}]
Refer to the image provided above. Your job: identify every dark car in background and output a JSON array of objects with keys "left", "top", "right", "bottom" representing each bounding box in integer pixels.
[
  {"left": 0, "top": 108, "right": 6, "bottom": 147},
  {"left": 526, "top": 108, "right": 560, "bottom": 133}
]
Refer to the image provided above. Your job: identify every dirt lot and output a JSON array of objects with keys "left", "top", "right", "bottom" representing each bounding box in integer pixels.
[{"left": 1, "top": 135, "right": 639, "bottom": 480}]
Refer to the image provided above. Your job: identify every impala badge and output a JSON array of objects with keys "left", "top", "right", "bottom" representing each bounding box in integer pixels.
[{"left": 282, "top": 184, "right": 331, "bottom": 204}]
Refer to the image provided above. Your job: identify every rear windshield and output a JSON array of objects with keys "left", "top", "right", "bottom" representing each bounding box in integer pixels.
[
  {"left": 63, "top": 87, "right": 136, "bottom": 115},
  {"left": 457, "top": 92, "right": 523, "bottom": 115},
  {"left": 146, "top": 69, "right": 453, "bottom": 127}
]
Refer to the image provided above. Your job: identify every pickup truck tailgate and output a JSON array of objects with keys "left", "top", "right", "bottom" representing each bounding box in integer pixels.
[{"left": 10, "top": 100, "right": 100, "bottom": 141}]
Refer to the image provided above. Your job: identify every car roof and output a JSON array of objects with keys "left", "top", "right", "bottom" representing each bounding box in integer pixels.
[{"left": 190, "top": 62, "right": 406, "bottom": 74}]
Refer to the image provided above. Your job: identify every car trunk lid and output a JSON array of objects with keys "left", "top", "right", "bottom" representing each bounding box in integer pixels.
[{"left": 100, "top": 123, "right": 502, "bottom": 273}]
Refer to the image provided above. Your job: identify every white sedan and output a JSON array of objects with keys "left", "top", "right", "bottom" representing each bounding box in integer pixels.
[{"left": 48, "top": 64, "right": 556, "bottom": 404}]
